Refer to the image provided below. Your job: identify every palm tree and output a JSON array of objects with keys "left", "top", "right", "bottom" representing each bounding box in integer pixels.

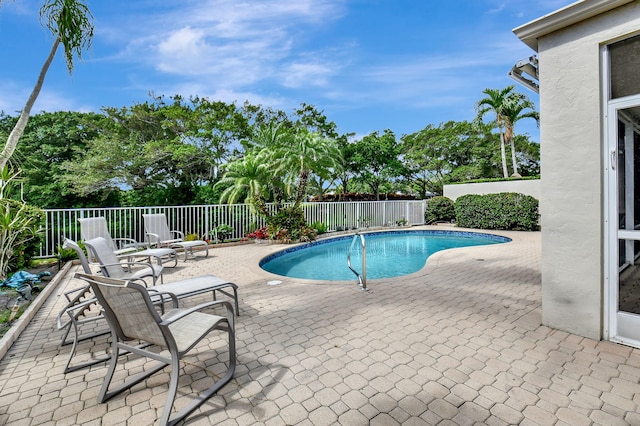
[
  {"left": 215, "top": 152, "right": 273, "bottom": 218},
  {"left": 502, "top": 93, "right": 539, "bottom": 177},
  {"left": 476, "top": 86, "right": 515, "bottom": 178},
  {"left": 270, "top": 128, "right": 343, "bottom": 207},
  {"left": 0, "top": 0, "right": 94, "bottom": 171}
]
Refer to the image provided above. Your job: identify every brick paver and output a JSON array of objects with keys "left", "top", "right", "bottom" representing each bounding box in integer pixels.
[{"left": 1, "top": 226, "right": 639, "bottom": 425}]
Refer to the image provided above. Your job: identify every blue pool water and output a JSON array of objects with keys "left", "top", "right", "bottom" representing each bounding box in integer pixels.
[{"left": 260, "top": 230, "right": 511, "bottom": 281}]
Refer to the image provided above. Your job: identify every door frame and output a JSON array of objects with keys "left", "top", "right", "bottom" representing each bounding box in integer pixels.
[{"left": 605, "top": 94, "right": 640, "bottom": 348}]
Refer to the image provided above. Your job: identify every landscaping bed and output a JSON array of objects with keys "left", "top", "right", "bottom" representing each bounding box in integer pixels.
[{"left": 0, "top": 260, "right": 60, "bottom": 339}]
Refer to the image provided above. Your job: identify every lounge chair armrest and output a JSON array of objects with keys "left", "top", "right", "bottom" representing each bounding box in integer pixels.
[
  {"left": 145, "top": 232, "right": 160, "bottom": 245},
  {"left": 147, "top": 289, "right": 179, "bottom": 308},
  {"left": 57, "top": 297, "right": 99, "bottom": 329},
  {"left": 170, "top": 230, "right": 185, "bottom": 240},
  {"left": 62, "top": 284, "right": 91, "bottom": 303},
  {"left": 101, "top": 260, "right": 155, "bottom": 270},
  {"left": 112, "top": 237, "right": 139, "bottom": 249},
  {"left": 159, "top": 300, "right": 234, "bottom": 325}
]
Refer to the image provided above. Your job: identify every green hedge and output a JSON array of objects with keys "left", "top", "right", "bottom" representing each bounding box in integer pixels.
[
  {"left": 425, "top": 196, "right": 455, "bottom": 224},
  {"left": 454, "top": 192, "right": 539, "bottom": 231}
]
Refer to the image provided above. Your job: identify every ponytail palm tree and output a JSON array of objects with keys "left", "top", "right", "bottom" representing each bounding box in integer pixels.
[{"left": 0, "top": 0, "right": 94, "bottom": 171}]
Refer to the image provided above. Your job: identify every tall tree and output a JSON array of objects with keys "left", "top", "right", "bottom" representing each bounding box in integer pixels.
[
  {"left": 0, "top": 0, "right": 94, "bottom": 170},
  {"left": 270, "top": 128, "right": 342, "bottom": 207},
  {"left": 402, "top": 120, "right": 500, "bottom": 196},
  {"left": 502, "top": 93, "right": 539, "bottom": 176},
  {"left": 475, "top": 86, "right": 515, "bottom": 178},
  {"left": 351, "top": 129, "right": 405, "bottom": 200},
  {"left": 9, "top": 111, "right": 119, "bottom": 208}
]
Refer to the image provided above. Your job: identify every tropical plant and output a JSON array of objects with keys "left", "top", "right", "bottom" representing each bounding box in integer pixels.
[
  {"left": 212, "top": 224, "right": 234, "bottom": 242},
  {"left": 268, "top": 126, "right": 342, "bottom": 207},
  {"left": 0, "top": 0, "right": 94, "bottom": 171},
  {"left": 267, "top": 206, "right": 316, "bottom": 243},
  {"left": 502, "top": 93, "right": 539, "bottom": 177},
  {"left": 0, "top": 199, "right": 43, "bottom": 280},
  {"left": 215, "top": 152, "right": 273, "bottom": 217},
  {"left": 475, "top": 86, "right": 517, "bottom": 178},
  {"left": 244, "top": 226, "right": 269, "bottom": 240},
  {"left": 309, "top": 221, "right": 328, "bottom": 234}
]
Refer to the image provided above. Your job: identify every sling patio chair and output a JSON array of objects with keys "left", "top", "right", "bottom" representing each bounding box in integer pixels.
[
  {"left": 143, "top": 213, "right": 209, "bottom": 261},
  {"left": 59, "top": 238, "right": 239, "bottom": 374},
  {"left": 79, "top": 216, "right": 179, "bottom": 267},
  {"left": 57, "top": 238, "right": 110, "bottom": 373},
  {"left": 84, "top": 237, "right": 164, "bottom": 285},
  {"left": 76, "top": 273, "right": 236, "bottom": 426}
]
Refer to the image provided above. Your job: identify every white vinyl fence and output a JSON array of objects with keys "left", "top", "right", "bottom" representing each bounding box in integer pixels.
[{"left": 41, "top": 200, "right": 426, "bottom": 257}]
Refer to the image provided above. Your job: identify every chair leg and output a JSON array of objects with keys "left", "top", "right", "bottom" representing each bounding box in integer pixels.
[
  {"left": 160, "top": 352, "right": 182, "bottom": 426},
  {"left": 165, "top": 320, "right": 236, "bottom": 426},
  {"left": 63, "top": 312, "right": 110, "bottom": 374},
  {"left": 98, "top": 339, "right": 168, "bottom": 403}
]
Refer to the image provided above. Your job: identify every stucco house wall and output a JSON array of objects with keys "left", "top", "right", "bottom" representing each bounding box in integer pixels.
[
  {"left": 443, "top": 180, "right": 540, "bottom": 201},
  {"left": 525, "top": 2, "right": 640, "bottom": 339}
]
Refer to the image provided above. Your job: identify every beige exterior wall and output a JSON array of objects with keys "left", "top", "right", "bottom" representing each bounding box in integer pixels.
[
  {"left": 537, "top": 2, "right": 640, "bottom": 339},
  {"left": 443, "top": 180, "right": 540, "bottom": 201}
]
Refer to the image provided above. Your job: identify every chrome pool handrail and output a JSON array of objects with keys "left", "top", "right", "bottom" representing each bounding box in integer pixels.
[{"left": 347, "top": 232, "right": 368, "bottom": 291}]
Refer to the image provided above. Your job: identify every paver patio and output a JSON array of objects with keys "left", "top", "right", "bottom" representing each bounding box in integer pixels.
[{"left": 0, "top": 226, "right": 639, "bottom": 425}]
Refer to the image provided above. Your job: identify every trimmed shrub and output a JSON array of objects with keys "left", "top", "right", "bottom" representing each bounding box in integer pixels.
[
  {"left": 425, "top": 196, "right": 455, "bottom": 224},
  {"left": 454, "top": 192, "right": 539, "bottom": 231}
]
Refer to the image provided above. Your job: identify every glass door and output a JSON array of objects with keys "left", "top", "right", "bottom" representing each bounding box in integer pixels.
[{"left": 607, "top": 98, "right": 640, "bottom": 347}]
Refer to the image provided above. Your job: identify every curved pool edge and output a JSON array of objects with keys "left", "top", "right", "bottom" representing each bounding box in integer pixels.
[{"left": 258, "top": 226, "right": 516, "bottom": 284}]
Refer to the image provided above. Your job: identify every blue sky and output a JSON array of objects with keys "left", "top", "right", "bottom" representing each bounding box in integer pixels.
[{"left": 1, "top": 0, "right": 573, "bottom": 142}]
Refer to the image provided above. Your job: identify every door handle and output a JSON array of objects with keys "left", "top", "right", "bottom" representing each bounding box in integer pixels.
[{"left": 611, "top": 149, "right": 617, "bottom": 170}]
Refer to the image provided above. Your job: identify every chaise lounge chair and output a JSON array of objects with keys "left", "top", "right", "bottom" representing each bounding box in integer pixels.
[
  {"left": 84, "top": 237, "right": 164, "bottom": 285},
  {"left": 143, "top": 213, "right": 209, "bottom": 261},
  {"left": 58, "top": 238, "right": 240, "bottom": 374},
  {"left": 75, "top": 273, "right": 236, "bottom": 426},
  {"left": 79, "top": 216, "right": 178, "bottom": 267}
]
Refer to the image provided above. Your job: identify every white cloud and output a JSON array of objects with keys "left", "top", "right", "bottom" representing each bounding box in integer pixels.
[{"left": 281, "top": 62, "right": 336, "bottom": 88}]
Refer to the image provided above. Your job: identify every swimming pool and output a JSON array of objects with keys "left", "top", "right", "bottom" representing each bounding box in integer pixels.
[{"left": 260, "top": 230, "right": 511, "bottom": 281}]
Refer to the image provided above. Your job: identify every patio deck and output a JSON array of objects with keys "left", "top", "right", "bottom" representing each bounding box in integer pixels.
[{"left": 0, "top": 226, "right": 639, "bottom": 425}]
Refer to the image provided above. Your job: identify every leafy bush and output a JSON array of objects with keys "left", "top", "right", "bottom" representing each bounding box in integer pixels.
[
  {"left": 425, "top": 196, "right": 455, "bottom": 224},
  {"left": 212, "top": 224, "right": 234, "bottom": 242},
  {"left": 184, "top": 233, "right": 200, "bottom": 241},
  {"left": 57, "top": 244, "right": 79, "bottom": 262},
  {"left": 0, "top": 199, "right": 44, "bottom": 278},
  {"left": 245, "top": 226, "right": 269, "bottom": 240},
  {"left": 310, "top": 221, "right": 328, "bottom": 234},
  {"left": 267, "top": 206, "right": 317, "bottom": 243},
  {"left": 454, "top": 192, "right": 539, "bottom": 231}
]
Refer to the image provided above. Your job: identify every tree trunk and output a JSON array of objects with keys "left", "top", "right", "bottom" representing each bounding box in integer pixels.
[
  {"left": 0, "top": 38, "right": 60, "bottom": 171},
  {"left": 499, "top": 131, "right": 509, "bottom": 178},
  {"left": 509, "top": 136, "right": 519, "bottom": 176}
]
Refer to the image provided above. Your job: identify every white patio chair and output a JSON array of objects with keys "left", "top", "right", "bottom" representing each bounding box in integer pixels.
[
  {"left": 79, "top": 216, "right": 178, "bottom": 267},
  {"left": 143, "top": 213, "right": 209, "bottom": 261},
  {"left": 57, "top": 238, "right": 110, "bottom": 373},
  {"left": 79, "top": 217, "right": 140, "bottom": 255},
  {"left": 76, "top": 272, "right": 236, "bottom": 426},
  {"left": 84, "top": 237, "right": 164, "bottom": 285}
]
